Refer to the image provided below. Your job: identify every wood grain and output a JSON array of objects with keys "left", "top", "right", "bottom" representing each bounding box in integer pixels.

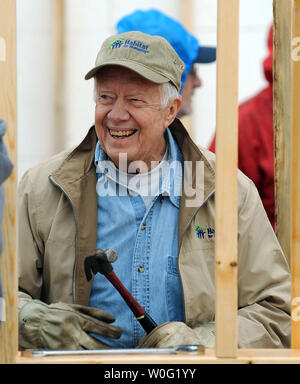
[
  {"left": 214, "top": 0, "right": 239, "bottom": 358},
  {"left": 54, "top": 0, "right": 66, "bottom": 152},
  {"left": 292, "top": 0, "right": 300, "bottom": 349},
  {"left": 273, "top": 0, "right": 293, "bottom": 265},
  {"left": 16, "top": 349, "right": 300, "bottom": 365},
  {"left": 179, "top": 0, "right": 194, "bottom": 137}
]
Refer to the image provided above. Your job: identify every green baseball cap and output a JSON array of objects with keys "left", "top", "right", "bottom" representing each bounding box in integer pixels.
[{"left": 85, "top": 31, "right": 185, "bottom": 92}]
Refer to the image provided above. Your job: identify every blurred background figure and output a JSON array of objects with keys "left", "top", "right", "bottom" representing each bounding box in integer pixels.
[
  {"left": 209, "top": 25, "right": 275, "bottom": 228},
  {"left": 0, "top": 119, "right": 13, "bottom": 325},
  {"left": 116, "top": 8, "right": 216, "bottom": 118}
]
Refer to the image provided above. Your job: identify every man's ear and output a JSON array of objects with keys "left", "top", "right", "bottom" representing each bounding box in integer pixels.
[{"left": 163, "top": 97, "right": 182, "bottom": 128}]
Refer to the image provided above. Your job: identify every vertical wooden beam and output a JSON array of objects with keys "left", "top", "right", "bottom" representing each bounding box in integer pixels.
[
  {"left": 180, "top": 0, "right": 194, "bottom": 137},
  {"left": 215, "top": 0, "right": 239, "bottom": 358},
  {"left": 273, "top": 0, "right": 293, "bottom": 265},
  {"left": 0, "top": 0, "right": 18, "bottom": 364},
  {"left": 292, "top": 0, "right": 300, "bottom": 349},
  {"left": 54, "top": 0, "right": 66, "bottom": 152},
  {"left": 181, "top": 0, "right": 194, "bottom": 31}
]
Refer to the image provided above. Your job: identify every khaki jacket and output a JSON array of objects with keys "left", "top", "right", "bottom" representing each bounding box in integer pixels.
[{"left": 18, "top": 119, "right": 291, "bottom": 348}]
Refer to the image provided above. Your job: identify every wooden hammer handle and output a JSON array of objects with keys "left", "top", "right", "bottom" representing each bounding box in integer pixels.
[{"left": 105, "top": 270, "right": 157, "bottom": 333}]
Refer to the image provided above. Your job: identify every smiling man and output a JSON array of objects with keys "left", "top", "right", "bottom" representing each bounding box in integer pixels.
[
  {"left": 92, "top": 66, "right": 180, "bottom": 171},
  {"left": 18, "top": 31, "right": 290, "bottom": 351}
]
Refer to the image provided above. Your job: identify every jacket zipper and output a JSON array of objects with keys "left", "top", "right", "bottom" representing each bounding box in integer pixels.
[
  {"left": 178, "top": 190, "right": 215, "bottom": 322},
  {"left": 49, "top": 175, "right": 78, "bottom": 304}
]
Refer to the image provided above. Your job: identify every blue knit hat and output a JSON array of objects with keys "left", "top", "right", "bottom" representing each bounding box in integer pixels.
[{"left": 116, "top": 9, "right": 216, "bottom": 90}]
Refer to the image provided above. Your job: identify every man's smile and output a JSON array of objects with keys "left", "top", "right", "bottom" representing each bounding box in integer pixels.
[{"left": 108, "top": 128, "right": 138, "bottom": 139}]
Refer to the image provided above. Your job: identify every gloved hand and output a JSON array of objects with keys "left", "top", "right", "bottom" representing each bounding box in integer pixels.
[
  {"left": 138, "top": 321, "right": 215, "bottom": 349},
  {"left": 19, "top": 300, "right": 121, "bottom": 350}
]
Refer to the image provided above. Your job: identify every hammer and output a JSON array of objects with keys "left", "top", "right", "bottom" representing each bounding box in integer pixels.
[{"left": 84, "top": 248, "right": 157, "bottom": 334}]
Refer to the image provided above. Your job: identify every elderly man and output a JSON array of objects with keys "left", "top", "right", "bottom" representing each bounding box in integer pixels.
[{"left": 18, "top": 31, "right": 290, "bottom": 351}]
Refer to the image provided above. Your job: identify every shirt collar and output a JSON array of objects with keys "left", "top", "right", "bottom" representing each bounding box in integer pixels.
[{"left": 94, "top": 128, "right": 182, "bottom": 208}]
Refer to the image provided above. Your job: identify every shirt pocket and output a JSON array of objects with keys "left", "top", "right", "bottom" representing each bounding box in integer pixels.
[{"left": 166, "top": 256, "right": 184, "bottom": 322}]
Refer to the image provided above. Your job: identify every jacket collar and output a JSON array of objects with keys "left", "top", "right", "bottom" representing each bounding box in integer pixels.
[{"left": 52, "top": 119, "right": 215, "bottom": 199}]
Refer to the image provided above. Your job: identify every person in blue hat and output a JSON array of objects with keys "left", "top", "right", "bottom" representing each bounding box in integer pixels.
[{"left": 116, "top": 9, "right": 216, "bottom": 117}]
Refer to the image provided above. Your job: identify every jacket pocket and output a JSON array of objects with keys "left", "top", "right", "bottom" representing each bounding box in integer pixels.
[{"left": 166, "top": 256, "right": 184, "bottom": 322}]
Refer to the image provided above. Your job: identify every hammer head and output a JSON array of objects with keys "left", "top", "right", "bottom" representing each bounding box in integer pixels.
[{"left": 84, "top": 248, "right": 118, "bottom": 281}]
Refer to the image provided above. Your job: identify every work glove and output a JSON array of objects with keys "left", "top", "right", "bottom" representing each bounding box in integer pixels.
[
  {"left": 19, "top": 300, "right": 121, "bottom": 350},
  {"left": 138, "top": 321, "right": 215, "bottom": 349}
]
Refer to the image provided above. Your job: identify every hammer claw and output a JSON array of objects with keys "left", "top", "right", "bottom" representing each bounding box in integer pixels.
[
  {"left": 84, "top": 249, "right": 115, "bottom": 281},
  {"left": 84, "top": 255, "right": 94, "bottom": 281}
]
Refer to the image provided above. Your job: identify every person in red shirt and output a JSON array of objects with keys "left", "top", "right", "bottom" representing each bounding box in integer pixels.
[{"left": 209, "top": 25, "right": 274, "bottom": 228}]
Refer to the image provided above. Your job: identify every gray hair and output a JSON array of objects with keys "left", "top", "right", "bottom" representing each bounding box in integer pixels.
[
  {"left": 93, "top": 77, "right": 180, "bottom": 108},
  {"left": 159, "top": 82, "right": 181, "bottom": 108}
]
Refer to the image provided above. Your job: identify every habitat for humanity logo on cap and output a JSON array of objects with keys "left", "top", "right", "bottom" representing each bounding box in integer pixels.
[
  {"left": 85, "top": 31, "right": 185, "bottom": 93},
  {"left": 110, "top": 38, "right": 150, "bottom": 54}
]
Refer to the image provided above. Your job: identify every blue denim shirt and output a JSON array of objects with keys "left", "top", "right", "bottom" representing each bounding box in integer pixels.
[{"left": 88, "top": 128, "right": 184, "bottom": 347}]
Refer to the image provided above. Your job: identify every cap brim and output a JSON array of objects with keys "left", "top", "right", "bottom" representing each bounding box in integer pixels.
[
  {"left": 85, "top": 60, "right": 171, "bottom": 85},
  {"left": 195, "top": 46, "right": 216, "bottom": 63}
]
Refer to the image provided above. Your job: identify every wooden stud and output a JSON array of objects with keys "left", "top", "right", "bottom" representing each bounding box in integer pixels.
[
  {"left": 292, "top": 0, "right": 300, "bottom": 349},
  {"left": 273, "top": 0, "right": 293, "bottom": 265},
  {"left": 0, "top": 0, "right": 18, "bottom": 364},
  {"left": 215, "top": 0, "right": 239, "bottom": 358},
  {"left": 180, "top": 0, "right": 194, "bottom": 137},
  {"left": 14, "top": 348, "right": 300, "bottom": 364},
  {"left": 181, "top": 0, "right": 194, "bottom": 31},
  {"left": 54, "top": 0, "right": 66, "bottom": 152}
]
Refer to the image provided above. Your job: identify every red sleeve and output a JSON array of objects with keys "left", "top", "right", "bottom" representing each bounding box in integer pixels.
[
  {"left": 238, "top": 101, "right": 261, "bottom": 186},
  {"left": 208, "top": 135, "right": 216, "bottom": 153},
  {"left": 208, "top": 98, "right": 262, "bottom": 186}
]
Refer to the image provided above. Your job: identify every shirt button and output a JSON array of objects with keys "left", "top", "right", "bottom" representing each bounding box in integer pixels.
[
  {"left": 141, "top": 223, "right": 146, "bottom": 230},
  {"left": 128, "top": 189, "right": 134, "bottom": 196},
  {"left": 138, "top": 266, "right": 144, "bottom": 273}
]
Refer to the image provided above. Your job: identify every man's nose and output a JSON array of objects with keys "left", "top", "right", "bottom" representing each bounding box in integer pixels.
[{"left": 107, "top": 99, "right": 130, "bottom": 121}]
